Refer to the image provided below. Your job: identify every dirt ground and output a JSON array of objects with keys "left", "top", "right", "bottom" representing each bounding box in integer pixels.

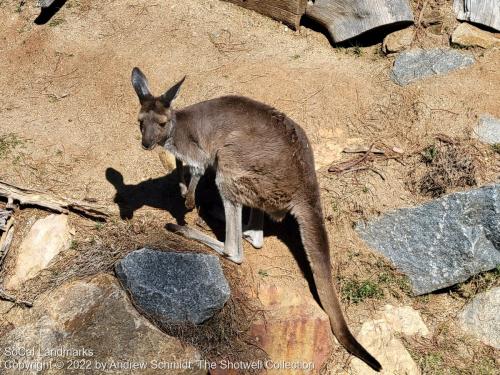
[{"left": 0, "top": 0, "right": 499, "bottom": 374}]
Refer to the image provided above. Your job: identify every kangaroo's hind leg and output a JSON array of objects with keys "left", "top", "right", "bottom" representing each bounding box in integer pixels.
[
  {"left": 166, "top": 197, "right": 244, "bottom": 264},
  {"left": 243, "top": 208, "right": 263, "bottom": 249}
]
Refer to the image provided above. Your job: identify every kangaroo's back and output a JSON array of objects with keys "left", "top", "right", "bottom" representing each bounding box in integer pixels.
[{"left": 173, "top": 95, "right": 319, "bottom": 217}]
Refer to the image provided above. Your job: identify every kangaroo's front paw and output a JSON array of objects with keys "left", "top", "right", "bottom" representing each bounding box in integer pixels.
[{"left": 179, "top": 183, "right": 188, "bottom": 198}]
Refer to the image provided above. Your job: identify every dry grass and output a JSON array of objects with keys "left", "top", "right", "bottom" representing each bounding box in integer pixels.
[{"left": 407, "top": 140, "right": 480, "bottom": 197}]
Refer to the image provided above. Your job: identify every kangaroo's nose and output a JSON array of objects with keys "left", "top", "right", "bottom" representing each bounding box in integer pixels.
[{"left": 141, "top": 142, "right": 156, "bottom": 151}]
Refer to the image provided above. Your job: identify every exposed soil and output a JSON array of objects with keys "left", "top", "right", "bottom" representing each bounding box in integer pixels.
[{"left": 0, "top": 0, "right": 499, "bottom": 373}]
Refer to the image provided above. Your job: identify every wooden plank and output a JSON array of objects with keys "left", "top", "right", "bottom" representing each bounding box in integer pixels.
[
  {"left": 224, "top": 0, "right": 307, "bottom": 30},
  {"left": 454, "top": 0, "right": 500, "bottom": 32},
  {"left": 305, "top": 0, "right": 414, "bottom": 43}
]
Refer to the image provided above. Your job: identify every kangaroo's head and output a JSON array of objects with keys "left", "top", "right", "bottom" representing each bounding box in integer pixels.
[{"left": 131, "top": 67, "right": 185, "bottom": 150}]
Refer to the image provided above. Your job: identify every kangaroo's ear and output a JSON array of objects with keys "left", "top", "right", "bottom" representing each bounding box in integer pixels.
[
  {"left": 131, "top": 67, "right": 152, "bottom": 102},
  {"left": 159, "top": 76, "right": 185, "bottom": 107}
]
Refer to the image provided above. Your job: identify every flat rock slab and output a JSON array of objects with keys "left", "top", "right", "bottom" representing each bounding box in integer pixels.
[
  {"left": 459, "top": 287, "right": 500, "bottom": 349},
  {"left": 349, "top": 320, "right": 420, "bottom": 375},
  {"left": 391, "top": 48, "right": 475, "bottom": 86},
  {"left": 474, "top": 114, "right": 500, "bottom": 144},
  {"left": 116, "top": 248, "right": 230, "bottom": 325},
  {"left": 0, "top": 274, "right": 206, "bottom": 375},
  {"left": 4, "top": 214, "right": 72, "bottom": 290},
  {"left": 357, "top": 184, "right": 500, "bottom": 295}
]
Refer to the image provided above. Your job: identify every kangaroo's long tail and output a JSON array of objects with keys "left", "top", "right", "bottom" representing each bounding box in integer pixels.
[{"left": 292, "top": 201, "right": 382, "bottom": 372}]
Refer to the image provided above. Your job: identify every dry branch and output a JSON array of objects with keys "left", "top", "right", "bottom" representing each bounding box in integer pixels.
[
  {"left": 0, "top": 216, "right": 14, "bottom": 267},
  {"left": 0, "top": 181, "right": 110, "bottom": 220}
]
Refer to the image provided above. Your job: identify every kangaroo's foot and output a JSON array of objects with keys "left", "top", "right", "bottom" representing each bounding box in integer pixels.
[
  {"left": 165, "top": 223, "right": 243, "bottom": 264},
  {"left": 243, "top": 229, "right": 263, "bottom": 249},
  {"left": 243, "top": 208, "right": 264, "bottom": 249}
]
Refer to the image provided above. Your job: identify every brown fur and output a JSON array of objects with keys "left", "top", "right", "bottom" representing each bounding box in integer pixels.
[{"left": 131, "top": 68, "right": 382, "bottom": 371}]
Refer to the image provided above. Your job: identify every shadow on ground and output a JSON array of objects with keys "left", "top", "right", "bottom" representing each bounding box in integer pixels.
[
  {"left": 34, "top": 0, "right": 67, "bottom": 25},
  {"left": 106, "top": 166, "right": 320, "bottom": 304}
]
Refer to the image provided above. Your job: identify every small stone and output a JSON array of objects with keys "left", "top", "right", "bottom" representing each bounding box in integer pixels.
[
  {"left": 350, "top": 320, "right": 420, "bottom": 375},
  {"left": 391, "top": 48, "right": 475, "bottom": 86},
  {"left": 381, "top": 305, "right": 430, "bottom": 337},
  {"left": 383, "top": 27, "right": 415, "bottom": 54},
  {"left": 115, "top": 248, "right": 230, "bottom": 325},
  {"left": 4, "top": 214, "right": 72, "bottom": 290},
  {"left": 459, "top": 287, "right": 500, "bottom": 349},
  {"left": 452, "top": 23, "right": 500, "bottom": 49},
  {"left": 37, "top": 0, "right": 56, "bottom": 7},
  {"left": 474, "top": 114, "right": 500, "bottom": 144},
  {"left": 357, "top": 184, "right": 500, "bottom": 295}
]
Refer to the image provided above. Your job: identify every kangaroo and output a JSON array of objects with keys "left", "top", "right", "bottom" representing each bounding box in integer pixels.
[{"left": 131, "top": 67, "right": 382, "bottom": 372}]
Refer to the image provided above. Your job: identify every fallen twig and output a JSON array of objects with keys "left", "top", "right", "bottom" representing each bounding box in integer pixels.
[
  {"left": 0, "top": 181, "right": 111, "bottom": 220},
  {"left": 0, "top": 289, "right": 32, "bottom": 308},
  {"left": 0, "top": 214, "right": 14, "bottom": 269},
  {"left": 328, "top": 145, "right": 374, "bottom": 173}
]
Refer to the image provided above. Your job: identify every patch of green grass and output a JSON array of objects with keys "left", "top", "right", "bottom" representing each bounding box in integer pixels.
[
  {"left": 0, "top": 133, "right": 24, "bottom": 159},
  {"left": 48, "top": 18, "right": 65, "bottom": 27},
  {"left": 476, "top": 357, "right": 497, "bottom": 375},
  {"left": 419, "top": 353, "right": 444, "bottom": 374},
  {"left": 291, "top": 54, "right": 300, "bottom": 60},
  {"left": 341, "top": 279, "right": 383, "bottom": 303},
  {"left": 94, "top": 222, "right": 104, "bottom": 231},
  {"left": 258, "top": 269, "right": 269, "bottom": 278},
  {"left": 69, "top": 240, "right": 79, "bottom": 249},
  {"left": 15, "top": 1, "right": 25, "bottom": 13},
  {"left": 422, "top": 144, "right": 438, "bottom": 163},
  {"left": 491, "top": 143, "right": 500, "bottom": 154}
]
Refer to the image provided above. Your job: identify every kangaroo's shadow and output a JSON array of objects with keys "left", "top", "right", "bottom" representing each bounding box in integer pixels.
[
  {"left": 106, "top": 167, "right": 189, "bottom": 224},
  {"left": 106, "top": 166, "right": 319, "bottom": 302}
]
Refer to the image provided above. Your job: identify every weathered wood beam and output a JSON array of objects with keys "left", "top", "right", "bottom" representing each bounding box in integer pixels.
[
  {"left": 0, "top": 181, "right": 111, "bottom": 220},
  {"left": 305, "top": 0, "right": 414, "bottom": 43},
  {"left": 224, "top": 0, "right": 307, "bottom": 30},
  {"left": 453, "top": 0, "right": 500, "bottom": 32}
]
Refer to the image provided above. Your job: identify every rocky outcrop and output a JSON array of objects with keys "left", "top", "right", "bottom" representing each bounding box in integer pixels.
[
  {"left": 391, "top": 48, "right": 475, "bottom": 86},
  {"left": 357, "top": 184, "right": 500, "bottom": 295},
  {"left": 349, "top": 320, "right": 420, "bottom": 375},
  {"left": 381, "top": 305, "right": 430, "bottom": 337},
  {"left": 115, "top": 248, "right": 230, "bottom": 325},
  {"left": 459, "top": 287, "right": 500, "bottom": 349},
  {"left": 249, "top": 282, "right": 333, "bottom": 375},
  {"left": 4, "top": 214, "right": 72, "bottom": 290},
  {"left": 0, "top": 274, "right": 206, "bottom": 374}
]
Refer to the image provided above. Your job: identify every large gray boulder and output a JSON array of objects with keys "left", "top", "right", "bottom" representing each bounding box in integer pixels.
[
  {"left": 357, "top": 184, "right": 500, "bottom": 295},
  {"left": 391, "top": 48, "right": 475, "bottom": 86},
  {"left": 115, "top": 248, "right": 230, "bottom": 325}
]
